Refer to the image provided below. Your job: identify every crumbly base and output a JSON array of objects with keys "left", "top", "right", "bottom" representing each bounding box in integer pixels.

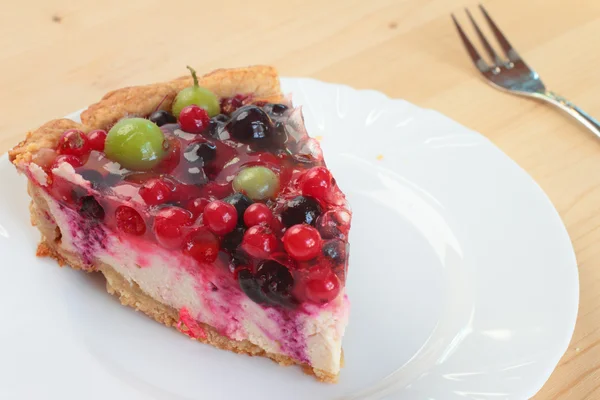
[{"left": 29, "top": 183, "right": 338, "bottom": 383}]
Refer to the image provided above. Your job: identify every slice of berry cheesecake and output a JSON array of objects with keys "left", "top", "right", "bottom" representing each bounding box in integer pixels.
[{"left": 9, "top": 66, "right": 351, "bottom": 382}]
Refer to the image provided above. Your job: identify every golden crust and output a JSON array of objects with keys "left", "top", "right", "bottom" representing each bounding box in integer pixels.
[
  {"left": 10, "top": 65, "right": 284, "bottom": 167},
  {"left": 27, "top": 182, "right": 339, "bottom": 383},
  {"left": 81, "top": 65, "right": 283, "bottom": 130},
  {"left": 9, "top": 119, "right": 85, "bottom": 166}
]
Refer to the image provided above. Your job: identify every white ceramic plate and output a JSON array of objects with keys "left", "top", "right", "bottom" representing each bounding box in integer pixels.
[{"left": 0, "top": 78, "right": 578, "bottom": 399}]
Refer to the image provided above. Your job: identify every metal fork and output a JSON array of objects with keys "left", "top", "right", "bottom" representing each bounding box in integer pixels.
[{"left": 452, "top": 5, "right": 600, "bottom": 139}]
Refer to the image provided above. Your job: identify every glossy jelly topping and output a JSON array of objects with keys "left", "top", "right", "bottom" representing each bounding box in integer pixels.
[{"left": 36, "top": 68, "right": 351, "bottom": 309}]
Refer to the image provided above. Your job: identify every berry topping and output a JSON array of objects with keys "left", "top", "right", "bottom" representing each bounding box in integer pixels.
[
  {"left": 52, "top": 154, "right": 83, "bottom": 169},
  {"left": 179, "top": 105, "right": 211, "bottom": 134},
  {"left": 87, "top": 130, "right": 108, "bottom": 152},
  {"left": 316, "top": 209, "right": 351, "bottom": 239},
  {"left": 46, "top": 94, "right": 351, "bottom": 310},
  {"left": 233, "top": 166, "right": 280, "bottom": 201},
  {"left": 79, "top": 169, "right": 109, "bottom": 189},
  {"left": 221, "top": 226, "right": 246, "bottom": 252},
  {"left": 322, "top": 239, "right": 346, "bottom": 265},
  {"left": 281, "top": 196, "right": 321, "bottom": 227},
  {"left": 172, "top": 66, "right": 220, "bottom": 118},
  {"left": 153, "top": 207, "right": 193, "bottom": 249},
  {"left": 203, "top": 200, "right": 238, "bottom": 235},
  {"left": 264, "top": 103, "right": 288, "bottom": 116},
  {"left": 223, "top": 193, "right": 253, "bottom": 221},
  {"left": 149, "top": 110, "right": 177, "bottom": 127},
  {"left": 155, "top": 138, "right": 181, "bottom": 173},
  {"left": 186, "top": 197, "right": 210, "bottom": 218},
  {"left": 304, "top": 266, "right": 341, "bottom": 304},
  {"left": 183, "top": 228, "right": 220, "bottom": 264},
  {"left": 243, "top": 203, "right": 273, "bottom": 227},
  {"left": 300, "top": 166, "right": 333, "bottom": 202},
  {"left": 255, "top": 260, "right": 295, "bottom": 307},
  {"left": 79, "top": 196, "right": 105, "bottom": 220},
  {"left": 213, "top": 114, "right": 229, "bottom": 123},
  {"left": 237, "top": 268, "right": 268, "bottom": 305},
  {"left": 139, "top": 179, "right": 172, "bottom": 206},
  {"left": 105, "top": 118, "right": 166, "bottom": 171},
  {"left": 185, "top": 141, "right": 216, "bottom": 164},
  {"left": 242, "top": 225, "right": 278, "bottom": 259},
  {"left": 115, "top": 206, "right": 146, "bottom": 236},
  {"left": 221, "top": 94, "right": 251, "bottom": 115},
  {"left": 228, "top": 250, "right": 250, "bottom": 273},
  {"left": 283, "top": 225, "right": 322, "bottom": 261},
  {"left": 226, "top": 105, "right": 277, "bottom": 148},
  {"left": 57, "top": 129, "right": 90, "bottom": 157}
]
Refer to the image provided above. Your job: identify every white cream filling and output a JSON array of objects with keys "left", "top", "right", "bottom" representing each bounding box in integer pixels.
[{"left": 40, "top": 189, "right": 348, "bottom": 374}]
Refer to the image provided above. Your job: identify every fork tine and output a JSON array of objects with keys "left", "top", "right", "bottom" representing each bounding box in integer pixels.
[
  {"left": 478, "top": 4, "right": 521, "bottom": 62},
  {"left": 451, "top": 14, "right": 490, "bottom": 73},
  {"left": 465, "top": 8, "right": 502, "bottom": 67}
]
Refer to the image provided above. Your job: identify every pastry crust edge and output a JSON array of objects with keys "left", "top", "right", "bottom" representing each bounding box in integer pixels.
[{"left": 9, "top": 65, "right": 284, "bottom": 167}]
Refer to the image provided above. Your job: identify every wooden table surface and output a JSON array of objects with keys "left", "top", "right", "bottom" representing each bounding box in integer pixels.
[{"left": 2, "top": 0, "right": 599, "bottom": 398}]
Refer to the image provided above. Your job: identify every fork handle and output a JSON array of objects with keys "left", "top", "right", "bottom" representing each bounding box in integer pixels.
[{"left": 533, "top": 91, "right": 600, "bottom": 139}]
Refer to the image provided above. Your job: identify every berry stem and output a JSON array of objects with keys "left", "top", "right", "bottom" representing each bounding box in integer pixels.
[{"left": 186, "top": 65, "right": 199, "bottom": 88}]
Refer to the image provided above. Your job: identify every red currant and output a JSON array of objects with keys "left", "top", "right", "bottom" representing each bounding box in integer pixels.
[
  {"left": 87, "top": 129, "right": 107, "bottom": 152},
  {"left": 304, "top": 266, "right": 341, "bottom": 304},
  {"left": 203, "top": 200, "right": 238, "bottom": 235},
  {"left": 57, "top": 129, "right": 90, "bottom": 157},
  {"left": 179, "top": 105, "right": 210, "bottom": 134},
  {"left": 242, "top": 225, "right": 278, "bottom": 259},
  {"left": 186, "top": 197, "right": 210, "bottom": 218},
  {"left": 139, "top": 179, "right": 171, "bottom": 206},
  {"left": 283, "top": 224, "right": 322, "bottom": 261},
  {"left": 243, "top": 203, "right": 273, "bottom": 227},
  {"left": 115, "top": 206, "right": 146, "bottom": 236},
  {"left": 183, "top": 228, "right": 220, "bottom": 264},
  {"left": 300, "top": 166, "right": 332, "bottom": 202},
  {"left": 153, "top": 207, "right": 193, "bottom": 249},
  {"left": 52, "top": 154, "right": 83, "bottom": 169},
  {"left": 315, "top": 209, "right": 351, "bottom": 239}
]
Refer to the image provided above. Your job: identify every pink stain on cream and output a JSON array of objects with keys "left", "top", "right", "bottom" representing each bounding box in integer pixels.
[
  {"left": 47, "top": 191, "right": 332, "bottom": 368},
  {"left": 177, "top": 307, "right": 207, "bottom": 339}
]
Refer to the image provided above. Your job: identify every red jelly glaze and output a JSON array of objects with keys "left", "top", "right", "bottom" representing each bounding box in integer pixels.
[
  {"left": 45, "top": 97, "right": 352, "bottom": 307},
  {"left": 186, "top": 197, "right": 210, "bottom": 218},
  {"left": 52, "top": 154, "right": 83, "bottom": 169}
]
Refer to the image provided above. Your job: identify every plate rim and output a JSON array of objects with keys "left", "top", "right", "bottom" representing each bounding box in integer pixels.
[{"left": 0, "top": 76, "right": 580, "bottom": 399}]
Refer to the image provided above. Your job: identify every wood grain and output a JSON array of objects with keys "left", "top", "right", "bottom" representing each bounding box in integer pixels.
[{"left": 2, "top": 0, "right": 599, "bottom": 397}]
